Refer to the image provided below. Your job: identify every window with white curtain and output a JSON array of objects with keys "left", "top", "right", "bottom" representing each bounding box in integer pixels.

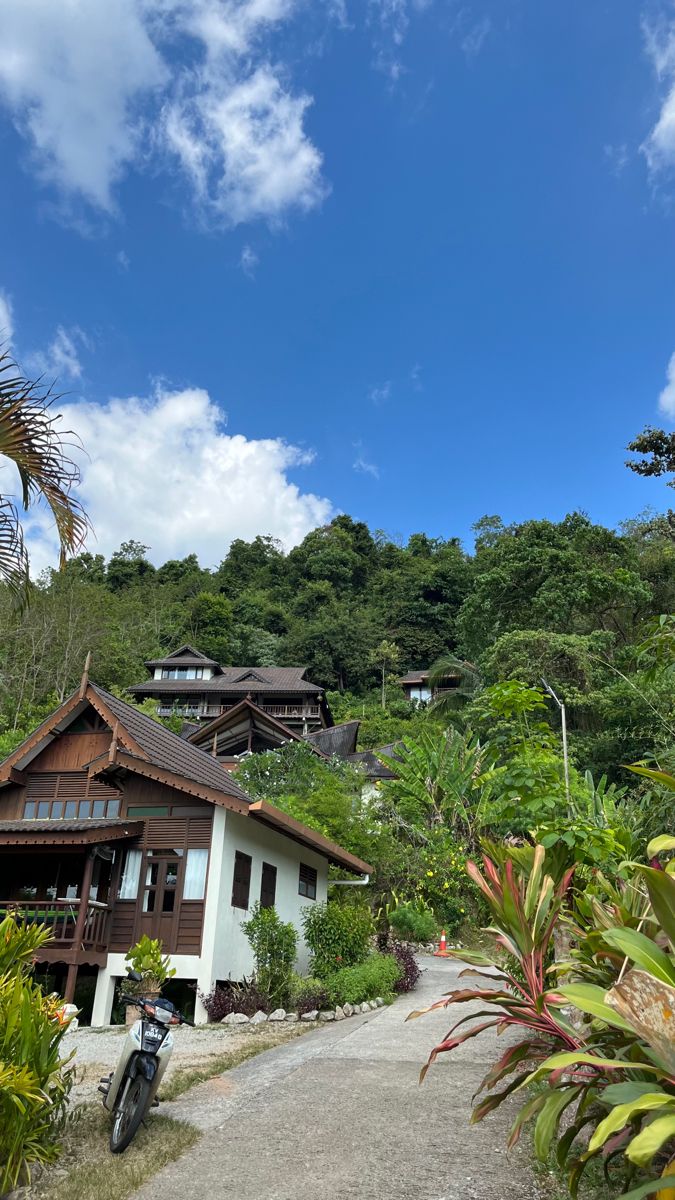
[
  {"left": 183, "top": 848, "right": 208, "bottom": 900},
  {"left": 118, "top": 848, "right": 142, "bottom": 900}
]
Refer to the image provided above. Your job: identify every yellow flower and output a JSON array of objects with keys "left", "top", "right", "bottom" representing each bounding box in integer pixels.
[
  {"left": 460, "top": 907, "right": 465, "bottom": 913},
  {"left": 426, "top": 870, "right": 434, "bottom": 877},
  {"left": 443, "top": 882, "right": 449, "bottom": 890}
]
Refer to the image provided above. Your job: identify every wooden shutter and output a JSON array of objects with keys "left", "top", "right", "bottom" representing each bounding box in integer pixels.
[
  {"left": 260, "top": 862, "right": 277, "bottom": 909},
  {"left": 231, "top": 851, "right": 252, "bottom": 909},
  {"left": 299, "top": 863, "right": 317, "bottom": 900}
]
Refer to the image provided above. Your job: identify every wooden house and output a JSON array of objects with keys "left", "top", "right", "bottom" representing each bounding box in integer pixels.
[
  {"left": 127, "top": 645, "right": 331, "bottom": 733},
  {"left": 0, "top": 676, "right": 370, "bottom": 1025},
  {"left": 398, "top": 668, "right": 460, "bottom": 705}
]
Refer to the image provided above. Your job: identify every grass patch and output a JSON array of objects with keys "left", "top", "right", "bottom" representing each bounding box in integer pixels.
[
  {"left": 161, "top": 1023, "right": 310, "bottom": 1100},
  {"left": 33, "top": 1105, "right": 199, "bottom": 1200}
]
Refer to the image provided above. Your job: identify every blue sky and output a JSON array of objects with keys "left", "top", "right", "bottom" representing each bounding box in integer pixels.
[{"left": 1, "top": 0, "right": 675, "bottom": 570}]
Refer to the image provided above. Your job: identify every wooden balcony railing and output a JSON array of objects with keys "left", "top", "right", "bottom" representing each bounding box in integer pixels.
[
  {"left": 0, "top": 899, "right": 111, "bottom": 953},
  {"left": 157, "top": 703, "right": 322, "bottom": 720}
]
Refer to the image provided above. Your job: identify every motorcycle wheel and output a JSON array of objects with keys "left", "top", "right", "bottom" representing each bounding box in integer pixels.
[{"left": 110, "top": 1074, "right": 152, "bottom": 1154}]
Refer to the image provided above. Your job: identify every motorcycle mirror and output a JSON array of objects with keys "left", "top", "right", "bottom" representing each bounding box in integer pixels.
[{"left": 126, "top": 969, "right": 143, "bottom": 983}]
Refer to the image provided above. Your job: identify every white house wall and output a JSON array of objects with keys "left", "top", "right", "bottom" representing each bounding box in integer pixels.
[
  {"left": 208, "top": 809, "right": 328, "bottom": 983},
  {"left": 91, "top": 808, "right": 329, "bottom": 1026}
]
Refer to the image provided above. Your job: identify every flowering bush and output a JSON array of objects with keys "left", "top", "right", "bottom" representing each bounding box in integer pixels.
[{"left": 0, "top": 916, "right": 75, "bottom": 1192}]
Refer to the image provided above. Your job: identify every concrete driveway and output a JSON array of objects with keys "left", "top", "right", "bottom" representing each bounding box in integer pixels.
[{"left": 134, "top": 956, "right": 545, "bottom": 1200}]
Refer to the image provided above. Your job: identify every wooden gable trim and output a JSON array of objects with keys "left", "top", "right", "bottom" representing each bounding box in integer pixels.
[
  {"left": 83, "top": 688, "right": 148, "bottom": 760},
  {"left": 188, "top": 698, "right": 329, "bottom": 759},
  {"left": 0, "top": 820, "right": 144, "bottom": 847},
  {"left": 0, "top": 691, "right": 86, "bottom": 781},
  {"left": 0, "top": 685, "right": 149, "bottom": 783},
  {"left": 247, "top": 799, "right": 373, "bottom": 875},
  {"left": 88, "top": 750, "right": 250, "bottom": 815},
  {"left": 0, "top": 768, "right": 27, "bottom": 790}
]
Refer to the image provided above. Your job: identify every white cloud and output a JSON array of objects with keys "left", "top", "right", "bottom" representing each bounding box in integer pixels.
[
  {"left": 368, "top": 380, "right": 391, "bottom": 404},
  {"left": 642, "top": 18, "right": 675, "bottom": 174},
  {"left": 0, "top": 290, "right": 14, "bottom": 344},
  {"left": 409, "top": 362, "right": 422, "bottom": 390},
  {"left": 0, "top": 0, "right": 167, "bottom": 212},
  {"left": 117, "top": 250, "right": 131, "bottom": 272},
  {"left": 0, "top": 0, "right": 327, "bottom": 228},
  {"left": 240, "top": 243, "right": 259, "bottom": 276},
  {"left": 25, "top": 326, "right": 88, "bottom": 382},
  {"left": 165, "top": 65, "right": 326, "bottom": 226},
  {"left": 461, "top": 16, "right": 491, "bottom": 60},
  {"left": 658, "top": 351, "right": 675, "bottom": 418},
  {"left": 21, "top": 383, "right": 334, "bottom": 573},
  {"left": 603, "top": 143, "right": 629, "bottom": 176},
  {"left": 353, "top": 445, "right": 380, "bottom": 479}
]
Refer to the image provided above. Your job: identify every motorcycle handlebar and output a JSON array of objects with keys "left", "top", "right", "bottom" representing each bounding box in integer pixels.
[{"left": 118, "top": 991, "right": 194, "bottom": 1024}]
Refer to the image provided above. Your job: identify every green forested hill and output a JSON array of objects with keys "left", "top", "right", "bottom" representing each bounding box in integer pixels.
[{"left": 1, "top": 509, "right": 674, "bottom": 774}]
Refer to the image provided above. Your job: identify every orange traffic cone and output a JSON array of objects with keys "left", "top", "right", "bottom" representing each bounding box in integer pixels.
[{"left": 433, "top": 929, "right": 450, "bottom": 957}]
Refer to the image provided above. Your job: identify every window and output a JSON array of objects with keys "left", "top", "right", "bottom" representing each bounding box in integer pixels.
[
  {"left": 299, "top": 863, "right": 317, "bottom": 900},
  {"left": 161, "top": 667, "right": 204, "bottom": 680},
  {"left": 184, "top": 849, "right": 208, "bottom": 900},
  {"left": 22, "top": 795, "right": 120, "bottom": 820},
  {"left": 127, "top": 806, "right": 169, "bottom": 817},
  {"left": 118, "top": 848, "right": 142, "bottom": 900},
  {"left": 260, "top": 862, "right": 277, "bottom": 908},
  {"left": 231, "top": 851, "right": 252, "bottom": 909}
]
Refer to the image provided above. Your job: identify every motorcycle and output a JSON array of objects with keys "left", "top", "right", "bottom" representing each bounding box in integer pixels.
[{"left": 98, "top": 970, "right": 193, "bottom": 1153}]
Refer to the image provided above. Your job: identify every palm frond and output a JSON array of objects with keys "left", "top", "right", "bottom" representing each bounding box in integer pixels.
[
  {"left": 0, "top": 350, "right": 90, "bottom": 599},
  {"left": 428, "top": 653, "right": 482, "bottom": 715}
]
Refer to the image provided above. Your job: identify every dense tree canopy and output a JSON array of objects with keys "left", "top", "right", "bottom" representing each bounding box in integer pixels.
[{"left": 0, "top": 507, "right": 673, "bottom": 780}]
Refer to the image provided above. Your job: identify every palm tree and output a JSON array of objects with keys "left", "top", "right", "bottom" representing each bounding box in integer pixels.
[
  {"left": 0, "top": 351, "right": 89, "bottom": 600},
  {"left": 428, "top": 652, "right": 482, "bottom": 721}
]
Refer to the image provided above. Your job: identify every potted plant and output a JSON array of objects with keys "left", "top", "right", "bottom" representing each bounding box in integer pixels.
[{"left": 122, "top": 936, "right": 175, "bottom": 1024}]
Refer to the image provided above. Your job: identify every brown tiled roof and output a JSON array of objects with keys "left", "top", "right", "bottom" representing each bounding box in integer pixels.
[
  {"left": 89, "top": 684, "right": 253, "bottom": 804},
  {"left": 128, "top": 667, "right": 323, "bottom": 696},
  {"left": 398, "top": 670, "right": 430, "bottom": 684},
  {"left": 0, "top": 819, "right": 136, "bottom": 833},
  {"left": 144, "top": 644, "right": 221, "bottom": 669},
  {"left": 304, "top": 721, "right": 360, "bottom": 758}
]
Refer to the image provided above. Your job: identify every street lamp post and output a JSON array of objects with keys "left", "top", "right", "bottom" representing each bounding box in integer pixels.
[{"left": 541, "top": 677, "right": 570, "bottom": 810}]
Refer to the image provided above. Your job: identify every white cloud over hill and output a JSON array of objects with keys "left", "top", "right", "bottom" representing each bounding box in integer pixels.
[{"left": 22, "top": 385, "right": 334, "bottom": 574}]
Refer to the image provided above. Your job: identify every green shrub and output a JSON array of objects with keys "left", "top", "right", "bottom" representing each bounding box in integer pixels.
[
  {"left": 323, "top": 953, "right": 401, "bottom": 1007},
  {"left": 124, "top": 935, "right": 175, "bottom": 990},
  {"left": 302, "top": 902, "right": 373, "bottom": 979},
  {"left": 289, "top": 974, "right": 329, "bottom": 1015},
  {"left": 389, "top": 902, "right": 437, "bottom": 944},
  {"left": 0, "top": 916, "right": 75, "bottom": 1192},
  {"left": 241, "top": 904, "right": 298, "bottom": 1008}
]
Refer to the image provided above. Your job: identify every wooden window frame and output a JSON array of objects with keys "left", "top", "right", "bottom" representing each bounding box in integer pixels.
[
  {"left": 231, "top": 851, "right": 252, "bottom": 910},
  {"left": 298, "top": 862, "right": 317, "bottom": 901},
  {"left": 260, "top": 861, "right": 277, "bottom": 909}
]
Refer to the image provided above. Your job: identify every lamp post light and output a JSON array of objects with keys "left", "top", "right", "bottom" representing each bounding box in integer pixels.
[{"left": 541, "top": 677, "right": 570, "bottom": 810}]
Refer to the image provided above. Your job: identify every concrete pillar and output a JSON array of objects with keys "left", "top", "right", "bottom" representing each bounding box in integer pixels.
[{"left": 91, "top": 966, "right": 117, "bottom": 1027}]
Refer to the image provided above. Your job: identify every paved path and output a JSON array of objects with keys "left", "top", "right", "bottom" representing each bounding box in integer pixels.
[{"left": 134, "top": 957, "right": 545, "bottom": 1200}]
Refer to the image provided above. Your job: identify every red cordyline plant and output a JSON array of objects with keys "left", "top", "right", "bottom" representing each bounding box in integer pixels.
[{"left": 408, "top": 846, "right": 582, "bottom": 1128}]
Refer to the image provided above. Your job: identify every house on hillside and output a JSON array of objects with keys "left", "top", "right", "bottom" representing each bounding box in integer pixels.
[
  {"left": 399, "top": 668, "right": 460, "bottom": 705},
  {"left": 128, "top": 645, "right": 331, "bottom": 734},
  {"left": 0, "top": 675, "right": 371, "bottom": 1025}
]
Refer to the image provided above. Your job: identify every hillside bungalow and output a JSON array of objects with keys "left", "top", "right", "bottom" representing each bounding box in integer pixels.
[
  {"left": 127, "top": 645, "right": 331, "bottom": 733},
  {"left": 0, "top": 673, "right": 371, "bottom": 1025},
  {"left": 399, "top": 668, "right": 460, "bottom": 705}
]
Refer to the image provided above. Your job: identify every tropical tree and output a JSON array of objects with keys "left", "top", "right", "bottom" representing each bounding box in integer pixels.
[
  {"left": 0, "top": 352, "right": 88, "bottom": 600},
  {"left": 368, "top": 639, "right": 401, "bottom": 709}
]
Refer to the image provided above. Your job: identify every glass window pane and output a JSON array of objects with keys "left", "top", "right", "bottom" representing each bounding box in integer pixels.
[
  {"left": 119, "top": 849, "right": 142, "bottom": 900},
  {"left": 64, "top": 801, "right": 77, "bottom": 818},
  {"left": 165, "top": 863, "right": 178, "bottom": 887},
  {"left": 107, "top": 798, "right": 120, "bottom": 818},
  {"left": 79, "top": 801, "right": 91, "bottom": 819},
  {"left": 91, "top": 800, "right": 106, "bottom": 818},
  {"left": 184, "top": 849, "right": 208, "bottom": 900},
  {"left": 24, "top": 801, "right": 36, "bottom": 819},
  {"left": 51, "top": 801, "right": 64, "bottom": 819},
  {"left": 37, "top": 801, "right": 50, "bottom": 819},
  {"left": 143, "top": 889, "right": 155, "bottom": 913},
  {"left": 162, "top": 890, "right": 175, "bottom": 913}
]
